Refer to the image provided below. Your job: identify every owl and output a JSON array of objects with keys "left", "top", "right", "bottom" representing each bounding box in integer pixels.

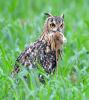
[{"left": 11, "top": 13, "right": 67, "bottom": 82}]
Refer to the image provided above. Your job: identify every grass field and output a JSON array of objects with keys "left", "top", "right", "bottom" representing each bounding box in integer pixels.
[{"left": 0, "top": 0, "right": 89, "bottom": 100}]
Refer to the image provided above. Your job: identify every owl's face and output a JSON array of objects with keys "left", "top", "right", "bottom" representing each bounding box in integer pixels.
[
  {"left": 44, "top": 13, "right": 67, "bottom": 45},
  {"left": 45, "top": 13, "right": 64, "bottom": 33}
]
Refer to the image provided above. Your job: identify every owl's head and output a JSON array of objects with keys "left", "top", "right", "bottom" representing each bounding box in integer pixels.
[
  {"left": 43, "top": 13, "right": 67, "bottom": 47},
  {"left": 44, "top": 13, "right": 64, "bottom": 33}
]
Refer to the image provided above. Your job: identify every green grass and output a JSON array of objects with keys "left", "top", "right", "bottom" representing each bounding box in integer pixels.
[{"left": 0, "top": 0, "right": 89, "bottom": 100}]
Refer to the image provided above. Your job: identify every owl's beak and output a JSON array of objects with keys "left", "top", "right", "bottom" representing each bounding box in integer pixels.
[{"left": 57, "top": 28, "right": 64, "bottom": 34}]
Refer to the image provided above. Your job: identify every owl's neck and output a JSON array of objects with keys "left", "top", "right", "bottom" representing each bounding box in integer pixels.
[{"left": 40, "top": 31, "right": 58, "bottom": 51}]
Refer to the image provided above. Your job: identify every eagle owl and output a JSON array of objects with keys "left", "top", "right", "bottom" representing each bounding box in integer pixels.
[{"left": 12, "top": 13, "right": 67, "bottom": 80}]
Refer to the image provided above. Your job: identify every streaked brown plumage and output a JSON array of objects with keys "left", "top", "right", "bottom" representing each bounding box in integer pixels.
[{"left": 11, "top": 13, "right": 67, "bottom": 79}]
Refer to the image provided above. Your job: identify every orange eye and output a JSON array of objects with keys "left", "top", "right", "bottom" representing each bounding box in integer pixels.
[
  {"left": 50, "top": 23, "right": 56, "bottom": 28},
  {"left": 60, "top": 23, "right": 63, "bottom": 28}
]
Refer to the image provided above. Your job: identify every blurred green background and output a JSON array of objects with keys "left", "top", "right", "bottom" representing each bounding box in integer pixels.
[{"left": 0, "top": 0, "right": 89, "bottom": 100}]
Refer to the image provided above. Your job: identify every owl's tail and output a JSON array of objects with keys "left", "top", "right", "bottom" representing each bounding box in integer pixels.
[{"left": 11, "top": 64, "right": 20, "bottom": 78}]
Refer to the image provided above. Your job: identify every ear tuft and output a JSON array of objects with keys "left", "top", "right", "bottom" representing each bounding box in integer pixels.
[
  {"left": 61, "top": 13, "right": 64, "bottom": 19},
  {"left": 44, "top": 13, "right": 53, "bottom": 17}
]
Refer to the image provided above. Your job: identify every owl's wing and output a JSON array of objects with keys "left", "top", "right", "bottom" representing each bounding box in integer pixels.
[{"left": 11, "top": 45, "right": 33, "bottom": 77}]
